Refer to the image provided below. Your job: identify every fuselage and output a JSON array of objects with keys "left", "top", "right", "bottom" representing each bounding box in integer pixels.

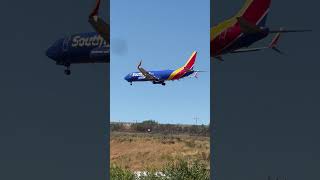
[
  {"left": 124, "top": 70, "right": 194, "bottom": 82},
  {"left": 211, "top": 25, "right": 269, "bottom": 57},
  {"left": 46, "top": 32, "right": 109, "bottom": 65}
]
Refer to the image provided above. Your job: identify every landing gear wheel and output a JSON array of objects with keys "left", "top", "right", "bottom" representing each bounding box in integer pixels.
[
  {"left": 64, "top": 63, "right": 71, "bottom": 75},
  {"left": 130, "top": 82, "right": 132, "bottom": 86},
  {"left": 64, "top": 69, "right": 71, "bottom": 75},
  {"left": 161, "top": 82, "right": 166, "bottom": 86}
]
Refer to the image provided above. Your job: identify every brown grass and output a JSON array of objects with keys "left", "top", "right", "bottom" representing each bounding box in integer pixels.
[{"left": 110, "top": 132, "right": 210, "bottom": 171}]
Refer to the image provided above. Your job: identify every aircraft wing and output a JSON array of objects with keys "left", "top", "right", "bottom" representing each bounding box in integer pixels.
[
  {"left": 137, "top": 61, "right": 160, "bottom": 81},
  {"left": 88, "top": 0, "right": 110, "bottom": 43}
]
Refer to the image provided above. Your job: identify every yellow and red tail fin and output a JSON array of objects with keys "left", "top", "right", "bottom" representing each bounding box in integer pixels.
[
  {"left": 182, "top": 51, "right": 197, "bottom": 70},
  {"left": 239, "top": 0, "right": 271, "bottom": 26},
  {"left": 168, "top": 51, "right": 197, "bottom": 80}
]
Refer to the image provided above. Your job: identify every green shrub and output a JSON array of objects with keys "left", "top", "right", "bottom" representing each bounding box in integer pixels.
[
  {"left": 110, "top": 159, "right": 209, "bottom": 180},
  {"left": 110, "top": 164, "right": 135, "bottom": 180},
  {"left": 163, "top": 159, "right": 210, "bottom": 180}
]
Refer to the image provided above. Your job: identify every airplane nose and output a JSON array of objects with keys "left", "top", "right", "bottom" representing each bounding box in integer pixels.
[
  {"left": 46, "top": 39, "right": 63, "bottom": 61},
  {"left": 124, "top": 74, "right": 130, "bottom": 82},
  {"left": 46, "top": 47, "right": 57, "bottom": 61}
]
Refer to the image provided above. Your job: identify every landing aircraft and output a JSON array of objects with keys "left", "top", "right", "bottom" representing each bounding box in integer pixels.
[
  {"left": 46, "top": 0, "right": 109, "bottom": 75},
  {"left": 210, "top": 0, "right": 311, "bottom": 60},
  {"left": 124, "top": 51, "right": 204, "bottom": 86}
]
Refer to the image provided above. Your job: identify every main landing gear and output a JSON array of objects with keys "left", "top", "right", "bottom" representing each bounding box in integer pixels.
[
  {"left": 64, "top": 63, "right": 71, "bottom": 75},
  {"left": 153, "top": 81, "right": 166, "bottom": 86},
  {"left": 130, "top": 82, "right": 132, "bottom": 85}
]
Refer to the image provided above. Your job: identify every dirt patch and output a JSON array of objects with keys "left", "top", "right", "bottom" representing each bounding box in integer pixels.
[{"left": 110, "top": 132, "right": 210, "bottom": 171}]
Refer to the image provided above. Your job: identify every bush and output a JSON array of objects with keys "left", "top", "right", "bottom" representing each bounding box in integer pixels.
[
  {"left": 110, "top": 160, "right": 209, "bottom": 180},
  {"left": 163, "top": 159, "right": 210, "bottom": 180},
  {"left": 110, "top": 164, "right": 135, "bottom": 180},
  {"left": 141, "top": 120, "right": 158, "bottom": 125}
]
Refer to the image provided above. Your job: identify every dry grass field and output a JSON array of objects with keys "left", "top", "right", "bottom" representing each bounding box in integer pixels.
[{"left": 110, "top": 131, "right": 210, "bottom": 171}]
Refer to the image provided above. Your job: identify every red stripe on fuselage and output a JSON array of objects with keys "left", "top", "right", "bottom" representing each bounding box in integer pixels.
[
  {"left": 212, "top": 26, "right": 242, "bottom": 56},
  {"left": 242, "top": 0, "right": 270, "bottom": 24},
  {"left": 171, "top": 69, "right": 187, "bottom": 80}
]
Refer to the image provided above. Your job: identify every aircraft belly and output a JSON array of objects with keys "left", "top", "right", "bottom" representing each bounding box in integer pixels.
[
  {"left": 152, "top": 70, "right": 173, "bottom": 81},
  {"left": 228, "top": 33, "right": 267, "bottom": 52},
  {"left": 64, "top": 47, "right": 109, "bottom": 64}
]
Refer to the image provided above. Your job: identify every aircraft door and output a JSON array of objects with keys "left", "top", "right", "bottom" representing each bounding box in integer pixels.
[{"left": 62, "top": 36, "right": 71, "bottom": 52}]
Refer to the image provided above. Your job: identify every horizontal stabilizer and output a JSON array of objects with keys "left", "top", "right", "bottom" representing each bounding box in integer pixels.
[
  {"left": 268, "top": 30, "right": 284, "bottom": 54},
  {"left": 270, "top": 29, "right": 312, "bottom": 33},
  {"left": 193, "top": 70, "right": 207, "bottom": 72},
  {"left": 190, "top": 71, "right": 206, "bottom": 79}
]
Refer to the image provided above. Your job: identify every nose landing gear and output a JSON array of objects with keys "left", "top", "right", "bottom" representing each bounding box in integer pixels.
[{"left": 64, "top": 63, "right": 71, "bottom": 75}]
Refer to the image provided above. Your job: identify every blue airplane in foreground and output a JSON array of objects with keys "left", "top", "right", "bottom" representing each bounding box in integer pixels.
[
  {"left": 46, "top": 0, "right": 109, "bottom": 75},
  {"left": 124, "top": 51, "right": 204, "bottom": 86}
]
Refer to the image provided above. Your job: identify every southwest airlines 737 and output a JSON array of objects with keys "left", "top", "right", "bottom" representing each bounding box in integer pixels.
[
  {"left": 210, "top": 0, "right": 311, "bottom": 60},
  {"left": 124, "top": 51, "right": 204, "bottom": 86}
]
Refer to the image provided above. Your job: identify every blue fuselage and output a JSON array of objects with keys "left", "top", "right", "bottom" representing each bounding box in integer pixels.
[
  {"left": 46, "top": 32, "right": 109, "bottom": 65},
  {"left": 124, "top": 70, "right": 193, "bottom": 82}
]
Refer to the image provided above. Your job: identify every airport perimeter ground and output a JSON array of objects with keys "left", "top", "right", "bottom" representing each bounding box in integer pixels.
[{"left": 110, "top": 131, "right": 210, "bottom": 171}]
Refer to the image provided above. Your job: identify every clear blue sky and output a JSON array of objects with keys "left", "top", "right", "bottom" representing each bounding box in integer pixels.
[{"left": 110, "top": 0, "right": 210, "bottom": 125}]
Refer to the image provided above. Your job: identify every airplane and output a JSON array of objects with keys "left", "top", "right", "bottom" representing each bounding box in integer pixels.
[
  {"left": 124, "top": 51, "right": 204, "bottom": 86},
  {"left": 210, "top": 0, "right": 311, "bottom": 60},
  {"left": 46, "top": 0, "right": 109, "bottom": 75}
]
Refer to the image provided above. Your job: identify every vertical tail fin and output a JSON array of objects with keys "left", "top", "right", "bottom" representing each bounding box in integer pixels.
[
  {"left": 237, "top": 0, "right": 271, "bottom": 27},
  {"left": 168, "top": 51, "right": 197, "bottom": 80},
  {"left": 182, "top": 51, "right": 197, "bottom": 70}
]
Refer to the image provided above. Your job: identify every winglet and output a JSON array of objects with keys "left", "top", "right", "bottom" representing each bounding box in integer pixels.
[
  {"left": 89, "top": 0, "right": 101, "bottom": 18},
  {"left": 137, "top": 60, "right": 142, "bottom": 69}
]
